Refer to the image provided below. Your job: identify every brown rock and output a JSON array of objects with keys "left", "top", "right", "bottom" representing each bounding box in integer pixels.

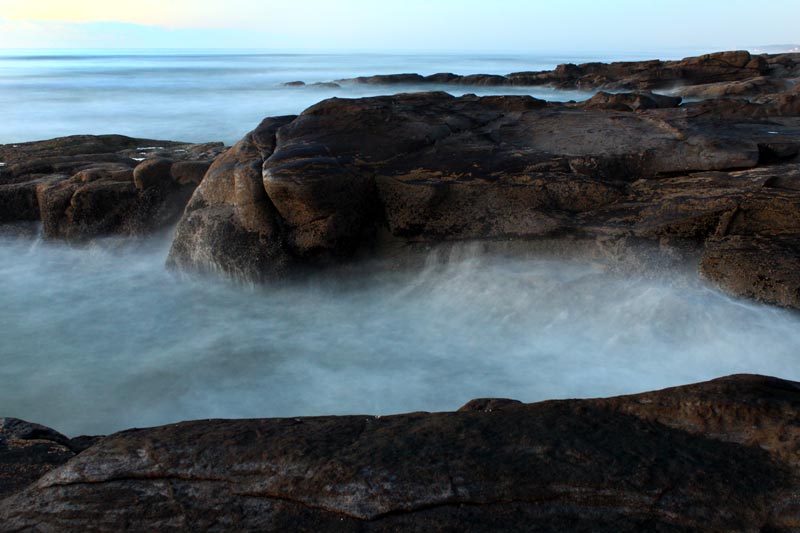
[
  {"left": 700, "top": 235, "right": 800, "bottom": 309},
  {"left": 677, "top": 76, "right": 790, "bottom": 99},
  {"left": 133, "top": 158, "right": 174, "bottom": 191},
  {"left": 0, "top": 135, "right": 225, "bottom": 240},
  {"left": 0, "top": 418, "right": 86, "bottom": 500},
  {"left": 580, "top": 91, "right": 683, "bottom": 111},
  {"left": 166, "top": 115, "right": 297, "bottom": 279},
  {"left": 170, "top": 160, "right": 212, "bottom": 186},
  {"left": 1, "top": 375, "right": 798, "bottom": 531},
  {"left": 169, "top": 91, "right": 800, "bottom": 287},
  {"left": 334, "top": 50, "right": 783, "bottom": 94}
]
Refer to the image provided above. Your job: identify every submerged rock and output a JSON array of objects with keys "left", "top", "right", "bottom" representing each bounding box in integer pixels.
[
  {"left": 1, "top": 374, "right": 799, "bottom": 531},
  {"left": 0, "top": 135, "right": 225, "bottom": 241},
  {"left": 168, "top": 91, "right": 800, "bottom": 308}
]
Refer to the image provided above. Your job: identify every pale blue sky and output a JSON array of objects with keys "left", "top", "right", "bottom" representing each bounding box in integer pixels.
[{"left": 0, "top": 0, "right": 798, "bottom": 51}]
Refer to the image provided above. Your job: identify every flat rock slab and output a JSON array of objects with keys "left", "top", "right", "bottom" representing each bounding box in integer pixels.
[{"left": 1, "top": 375, "right": 798, "bottom": 531}]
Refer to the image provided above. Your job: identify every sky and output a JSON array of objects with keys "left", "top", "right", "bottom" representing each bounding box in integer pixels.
[{"left": 0, "top": 0, "right": 798, "bottom": 51}]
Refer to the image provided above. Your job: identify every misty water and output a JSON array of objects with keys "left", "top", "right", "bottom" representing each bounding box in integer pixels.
[
  {"left": 1, "top": 231, "right": 799, "bottom": 436},
  {"left": 2, "top": 50, "right": 800, "bottom": 436},
  {"left": 0, "top": 48, "right": 714, "bottom": 144}
]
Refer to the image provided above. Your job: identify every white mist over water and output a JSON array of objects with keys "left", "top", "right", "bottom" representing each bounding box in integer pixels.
[
  {"left": 0, "top": 49, "right": 712, "bottom": 145},
  {"left": 1, "top": 232, "right": 798, "bottom": 436}
]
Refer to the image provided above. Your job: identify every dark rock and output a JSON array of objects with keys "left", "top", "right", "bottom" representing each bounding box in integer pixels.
[
  {"left": 580, "top": 91, "right": 682, "bottom": 111},
  {"left": 133, "top": 157, "right": 174, "bottom": 191},
  {"left": 169, "top": 91, "right": 800, "bottom": 309},
  {"left": 1, "top": 375, "right": 799, "bottom": 531},
  {"left": 700, "top": 235, "right": 800, "bottom": 309},
  {"left": 424, "top": 72, "right": 461, "bottom": 83},
  {"left": 170, "top": 160, "right": 212, "bottom": 186},
  {"left": 283, "top": 81, "right": 306, "bottom": 87},
  {"left": 457, "top": 398, "right": 524, "bottom": 412},
  {"left": 328, "top": 50, "right": 789, "bottom": 95},
  {"left": 346, "top": 73, "right": 426, "bottom": 85},
  {"left": 456, "top": 74, "right": 509, "bottom": 86},
  {"left": 677, "top": 76, "right": 790, "bottom": 99},
  {"left": 0, "top": 419, "right": 76, "bottom": 500},
  {"left": 0, "top": 175, "right": 65, "bottom": 222},
  {"left": 0, "top": 135, "right": 225, "bottom": 241},
  {"left": 311, "top": 82, "right": 341, "bottom": 89},
  {"left": 166, "top": 115, "right": 297, "bottom": 279}
]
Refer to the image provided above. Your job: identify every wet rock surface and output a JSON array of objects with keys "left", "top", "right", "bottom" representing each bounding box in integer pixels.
[
  {"left": 168, "top": 89, "right": 800, "bottom": 308},
  {"left": 0, "top": 135, "right": 225, "bottom": 240},
  {"left": 0, "top": 375, "right": 798, "bottom": 531}
]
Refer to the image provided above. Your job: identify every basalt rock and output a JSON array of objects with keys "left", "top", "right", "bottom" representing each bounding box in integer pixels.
[
  {"left": 0, "top": 135, "right": 225, "bottom": 240},
  {"left": 1, "top": 375, "right": 798, "bottom": 531},
  {"left": 168, "top": 91, "right": 800, "bottom": 308}
]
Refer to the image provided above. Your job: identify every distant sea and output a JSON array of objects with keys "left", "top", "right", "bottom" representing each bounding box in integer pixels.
[{"left": 0, "top": 48, "right": 717, "bottom": 145}]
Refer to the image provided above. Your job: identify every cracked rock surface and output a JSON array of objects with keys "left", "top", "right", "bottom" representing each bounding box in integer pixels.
[{"left": 1, "top": 374, "right": 799, "bottom": 531}]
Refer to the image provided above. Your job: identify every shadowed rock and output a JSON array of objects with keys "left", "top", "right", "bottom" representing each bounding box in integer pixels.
[{"left": 1, "top": 375, "right": 798, "bottom": 531}]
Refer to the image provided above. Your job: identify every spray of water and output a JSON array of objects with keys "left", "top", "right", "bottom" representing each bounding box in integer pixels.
[{"left": 0, "top": 231, "right": 798, "bottom": 436}]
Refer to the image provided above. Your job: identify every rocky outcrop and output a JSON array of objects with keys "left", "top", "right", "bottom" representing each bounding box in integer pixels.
[
  {"left": 325, "top": 51, "right": 799, "bottom": 99},
  {"left": 0, "top": 135, "right": 224, "bottom": 240},
  {"left": 168, "top": 91, "right": 800, "bottom": 308},
  {"left": 1, "top": 374, "right": 798, "bottom": 531}
]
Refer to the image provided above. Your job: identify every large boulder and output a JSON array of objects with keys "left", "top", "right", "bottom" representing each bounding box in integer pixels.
[
  {"left": 166, "top": 116, "right": 296, "bottom": 279},
  {"left": 169, "top": 92, "right": 800, "bottom": 309},
  {"left": 1, "top": 375, "right": 798, "bottom": 531}
]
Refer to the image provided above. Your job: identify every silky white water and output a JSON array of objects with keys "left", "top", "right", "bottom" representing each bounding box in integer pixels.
[
  {"left": 0, "top": 48, "right": 713, "bottom": 145},
  {"left": 1, "top": 232, "right": 798, "bottom": 436}
]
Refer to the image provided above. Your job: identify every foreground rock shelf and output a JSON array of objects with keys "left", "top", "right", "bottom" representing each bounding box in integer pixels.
[{"left": 1, "top": 374, "right": 799, "bottom": 531}]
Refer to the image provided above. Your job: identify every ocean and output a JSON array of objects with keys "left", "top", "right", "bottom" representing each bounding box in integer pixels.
[
  {"left": 0, "top": 48, "right": 712, "bottom": 145},
  {"left": 2, "top": 49, "right": 798, "bottom": 436}
]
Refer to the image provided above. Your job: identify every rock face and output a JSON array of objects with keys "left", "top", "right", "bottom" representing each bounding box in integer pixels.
[
  {"left": 1, "top": 374, "right": 799, "bottom": 531},
  {"left": 0, "top": 135, "right": 224, "bottom": 240},
  {"left": 168, "top": 90, "right": 800, "bottom": 308},
  {"left": 327, "top": 50, "right": 800, "bottom": 99}
]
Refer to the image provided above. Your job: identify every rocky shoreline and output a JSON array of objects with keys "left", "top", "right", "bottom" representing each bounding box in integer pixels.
[
  {"left": 292, "top": 50, "right": 800, "bottom": 99},
  {"left": 1, "top": 374, "right": 799, "bottom": 531},
  {"left": 169, "top": 54, "right": 800, "bottom": 308},
  {"left": 1, "top": 50, "right": 800, "bottom": 530}
]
